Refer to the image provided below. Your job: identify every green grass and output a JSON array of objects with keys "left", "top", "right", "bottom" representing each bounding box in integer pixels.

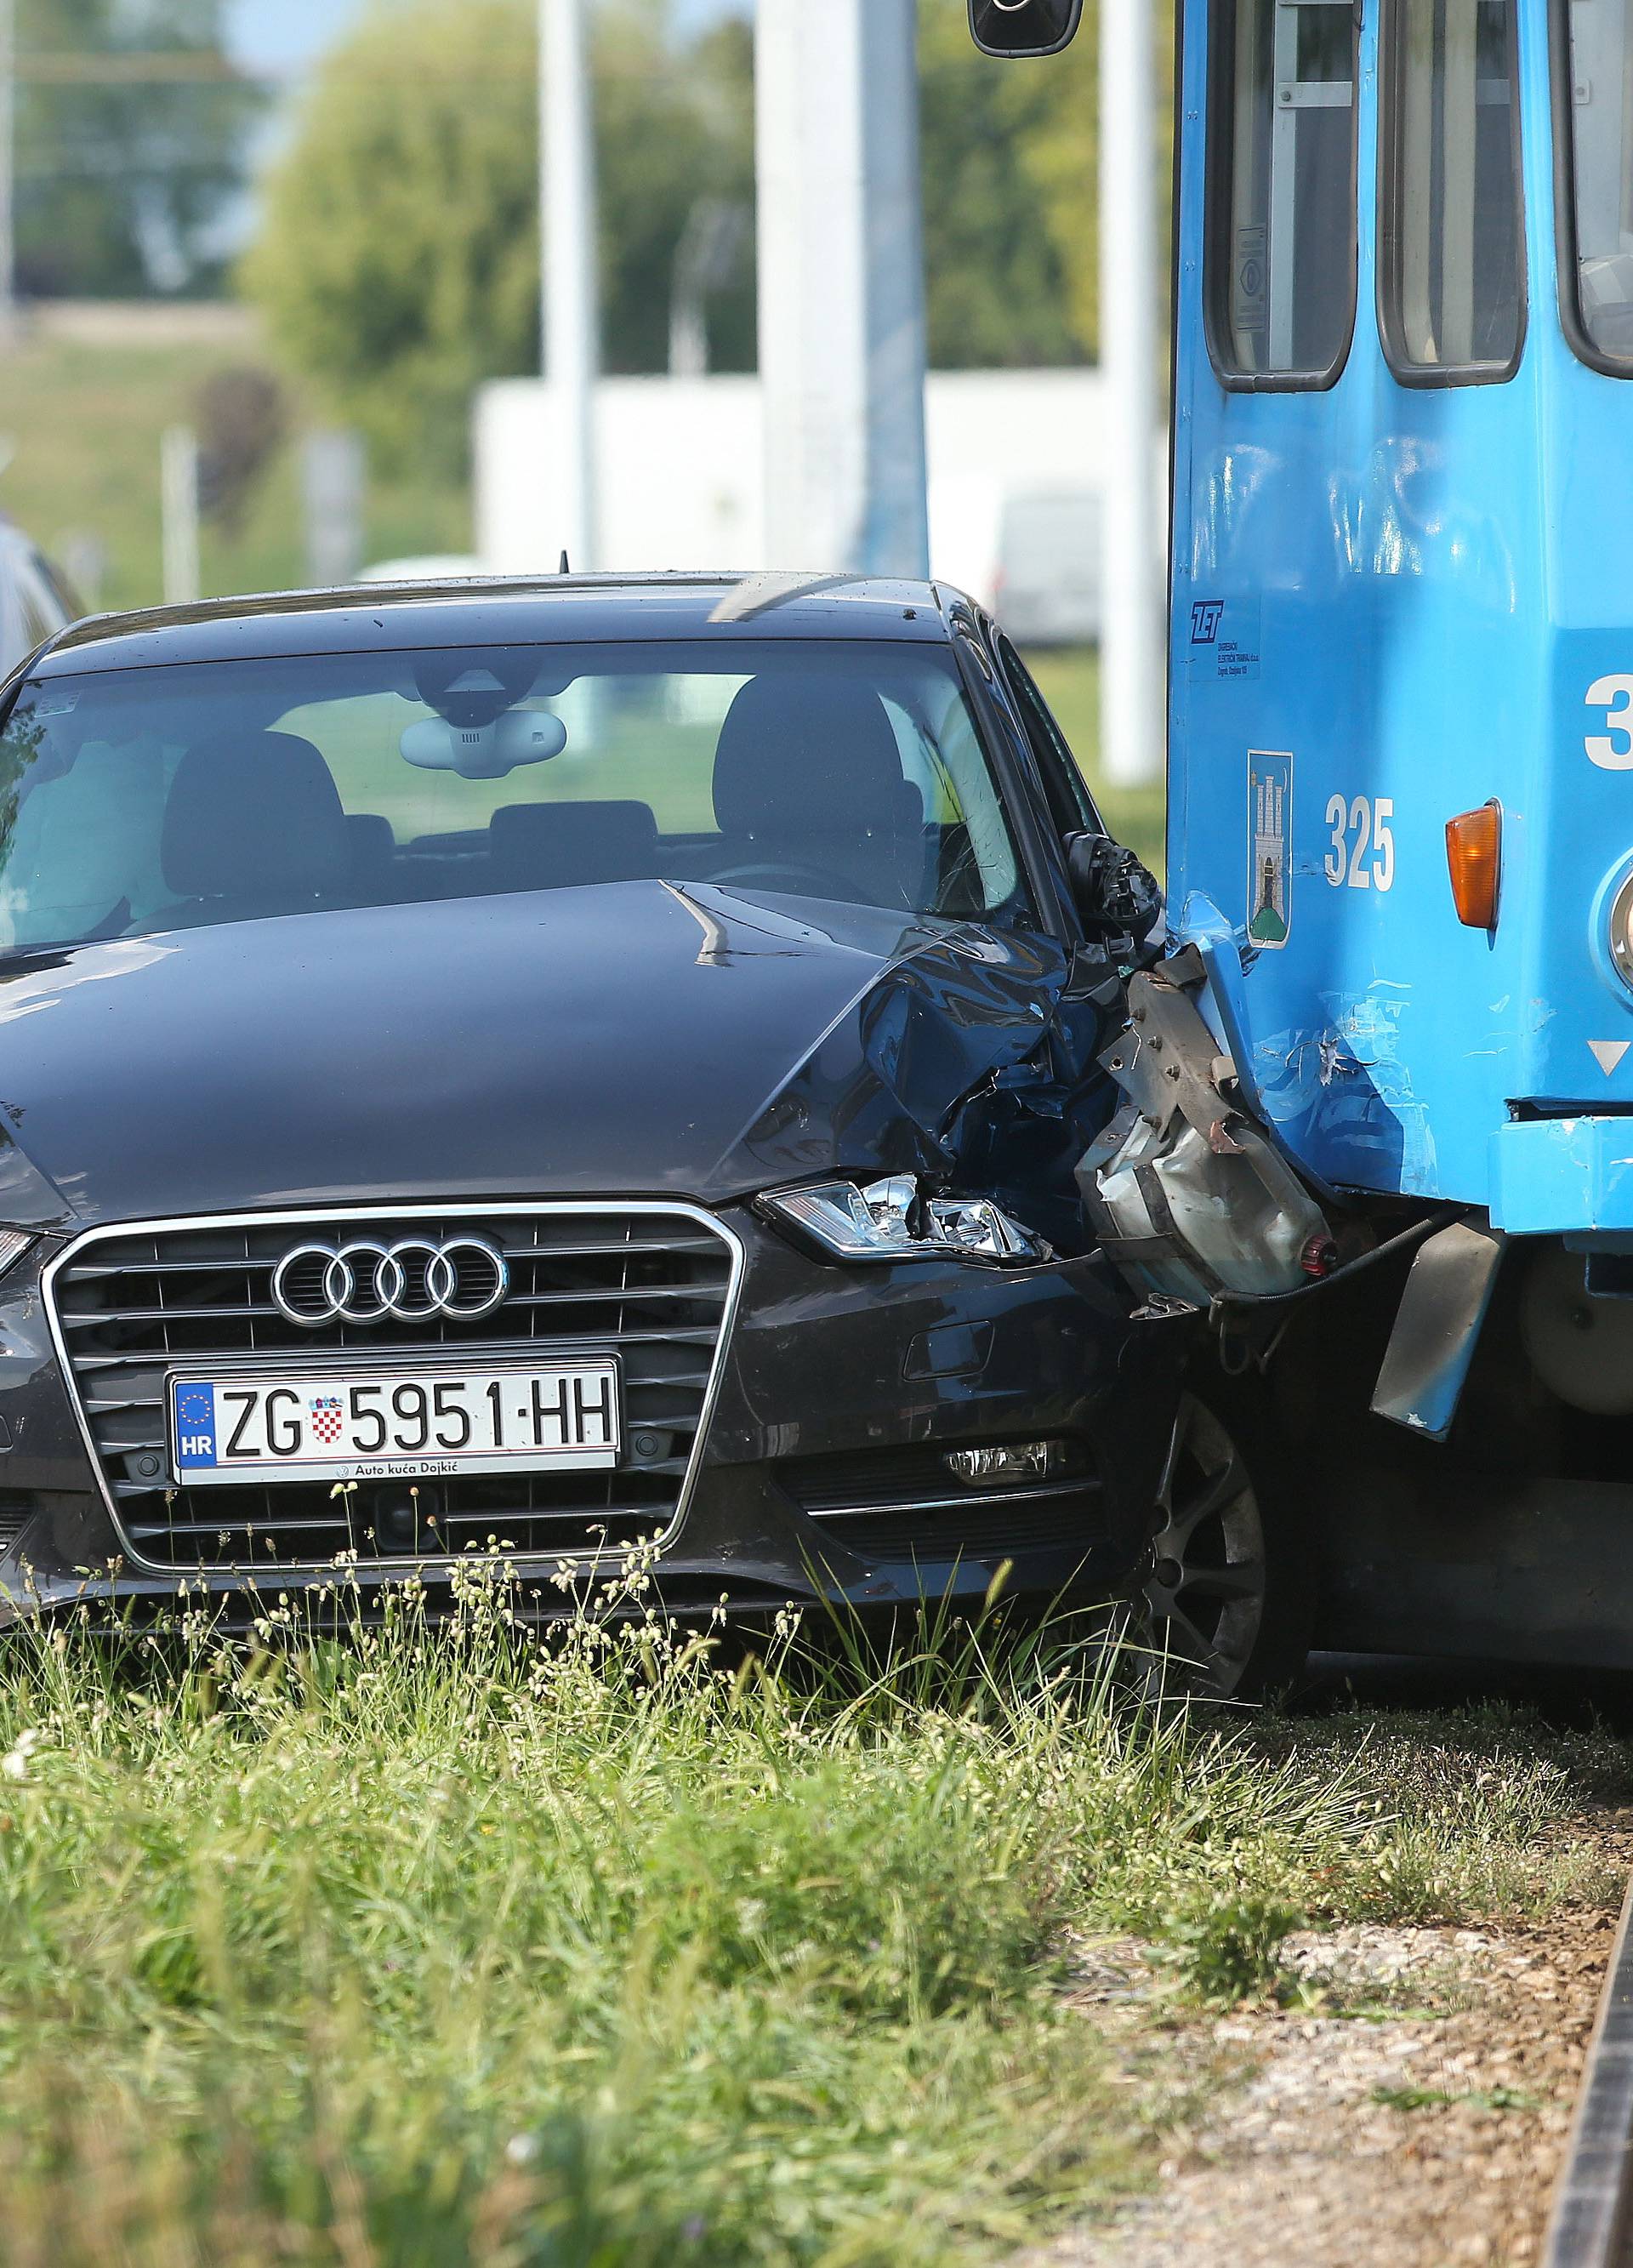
[
  {"left": 1372, "top": 2083, "right": 1542, "bottom": 2114},
  {"left": 0, "top": 1577, "right": 1622, "bottom": 2265},
  {"left": 0, "top": 326, "right": 467, "bottom": 615}
]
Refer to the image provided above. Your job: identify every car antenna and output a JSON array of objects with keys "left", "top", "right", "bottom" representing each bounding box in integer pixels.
[{"left": 559, "top": 550, "right": 571, "bottom": 575}]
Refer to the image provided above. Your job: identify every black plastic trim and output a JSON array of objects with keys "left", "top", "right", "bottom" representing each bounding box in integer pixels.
[
  {"left": 947, "top": 617, "right": 1079, "bottom": 945},
  {"left": 967, "top": 0, "right": 1084, "bottom": 60}
]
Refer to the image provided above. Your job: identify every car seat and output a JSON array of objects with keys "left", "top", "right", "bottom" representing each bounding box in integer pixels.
[
  {"left": 160, "top": 732, "right": 350, "bottom": 921},
  {"left": 709, "top": 674, "right": 928, "bottom": 909},
  {"left": 488, "top": 801, "right": 661, "bottom": 891},
  {"left": 345, "top": 813, "right": 397, "bottom": 896}
]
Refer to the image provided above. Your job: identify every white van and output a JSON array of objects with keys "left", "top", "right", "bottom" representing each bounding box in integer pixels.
[{"left": 991, "top": 487, "right": 1101, "bottom": 647}]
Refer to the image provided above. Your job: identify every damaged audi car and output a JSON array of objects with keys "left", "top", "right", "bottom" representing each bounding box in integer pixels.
[{"left": 0, "top": 573, "right": 1209, "bottom": 1638}]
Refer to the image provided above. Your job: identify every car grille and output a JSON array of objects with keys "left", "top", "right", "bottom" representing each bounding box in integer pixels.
[
  {"left": 779, "top": 1445, "right": 1104, "bottom": 1562},
  {"left": 48, "top": 1205, "right": 739, "bottom": 1575},
  {"left": 0, "top": 1495, "right": 33, "bottom": 1557}
]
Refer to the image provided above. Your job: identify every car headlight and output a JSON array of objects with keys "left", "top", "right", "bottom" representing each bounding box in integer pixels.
[{"left": 760, "top": 1175, "right": 1050, "bottom": 1265}]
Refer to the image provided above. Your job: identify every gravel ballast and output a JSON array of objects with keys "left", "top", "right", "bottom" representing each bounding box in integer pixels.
[{"left": 1041, "top": 1897, "right": 1626, "bottom": 2266}]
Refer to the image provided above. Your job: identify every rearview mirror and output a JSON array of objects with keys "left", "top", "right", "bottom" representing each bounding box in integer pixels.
[
  {"left": 401, "top": 709, "right": 567, "bottom": 781},
  {"left": 968, "top": 0, "right": 1084, "bottom": 58},
  {"left": 1065, "top": 833, "right": 1162, "bottom": 944}
]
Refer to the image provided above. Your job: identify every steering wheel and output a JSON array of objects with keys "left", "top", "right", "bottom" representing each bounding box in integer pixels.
[{"left": 708, "top": 858, "right": 861, "bottom": 898}]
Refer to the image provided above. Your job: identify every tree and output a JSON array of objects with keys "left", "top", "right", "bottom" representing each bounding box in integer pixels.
[
  {"left": 243, "top": 0, "right": 1170, "bottom": 467},
  {"left": 919, "top": 0, "right": 1174, "bottom": 369},
  {"left": 242, "top": 0, "right": 755, "bottom": 472},
  {"left": 918, "top": 0, "right": 1095, "bottom": 368},
  {"left": 14, "top": 0, "right": 262, "bottom": 299}
]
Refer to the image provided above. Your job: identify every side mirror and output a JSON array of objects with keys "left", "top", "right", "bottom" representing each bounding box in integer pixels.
[
  {"left": 1065, "top": 832, "right": 1162, "bottom": 943},
  {"left": 968, "top": 0, "right": 1084, "bottom": 59}
]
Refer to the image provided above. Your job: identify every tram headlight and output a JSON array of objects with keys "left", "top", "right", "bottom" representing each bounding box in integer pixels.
[{"left": 1611, "top": 869, "right": 1633, "bottom": 989}]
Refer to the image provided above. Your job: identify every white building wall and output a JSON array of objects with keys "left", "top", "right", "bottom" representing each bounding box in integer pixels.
[{"left": 473, "top": 368, "right": 1132, "bottom": 621}]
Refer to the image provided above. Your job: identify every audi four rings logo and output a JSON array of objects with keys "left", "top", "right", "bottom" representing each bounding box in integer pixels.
[{"left": 271, "top": 1238, "right": 510, "bottom": 1327}]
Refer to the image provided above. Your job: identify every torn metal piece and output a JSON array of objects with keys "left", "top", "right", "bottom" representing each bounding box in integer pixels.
[
  {"left": 1081, "top": 954, "right": 1333, "bottom": 1308},
  {"left": 1371, "top": 1217, "right": 1505, "bottom": 1439}
]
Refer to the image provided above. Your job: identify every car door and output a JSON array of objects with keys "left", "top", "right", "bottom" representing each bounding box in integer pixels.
[
  {"left": 945, "top": 619, "right": 1160, "bottom": 1194},
  {"left": 989, "top": 633, "right": 1110, "bottom": 849}
]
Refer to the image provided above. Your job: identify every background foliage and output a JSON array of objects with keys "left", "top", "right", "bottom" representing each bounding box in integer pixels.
[
  {"left": 242, "top": 0, "right": 757, "bottom": 472},
  {"left": 14, "top": 1, "right": 1173, "bottom": 472},
  {"left": 240, "top": 0, "right": 1157, "bottom": 470},
  {"left": 14, "top": 0, "right": 260, "bottom": 298}
]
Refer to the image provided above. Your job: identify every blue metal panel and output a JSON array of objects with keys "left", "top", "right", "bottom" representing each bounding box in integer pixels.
[
  {"left": 1491, "top": 1117, "right": 1633, "bottom": 1234},
  {"left": 1169, "top": 0, "right": 1633, "bottom": 1224}
]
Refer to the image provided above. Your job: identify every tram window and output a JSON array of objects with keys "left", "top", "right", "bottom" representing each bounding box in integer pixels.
[
  {"left": 1380, "top": 0, "right": 1525, "bottom": 381},
  {"left": 1560, "top": 0, "right": 1633, "bottom": 368},
  {"left": 1204, "top": 0, "right": 1360, "bottom": 386}
]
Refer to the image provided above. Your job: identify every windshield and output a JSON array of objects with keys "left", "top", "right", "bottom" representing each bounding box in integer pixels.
[
  {"left": 0, "top": 639, "right": 1031, "bottom": 956},
  {"left": 1564, "top": 0, "right": 1633, "bottom": 362}
]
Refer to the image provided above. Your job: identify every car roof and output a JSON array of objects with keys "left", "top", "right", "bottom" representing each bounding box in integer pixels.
[{"left": 32, "top": 572, "right": 966, "bottom": 676}]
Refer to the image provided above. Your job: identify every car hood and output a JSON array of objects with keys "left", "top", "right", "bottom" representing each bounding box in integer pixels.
[{"left": 0, "top": 881, "right": 1070, "bottom": 1228}]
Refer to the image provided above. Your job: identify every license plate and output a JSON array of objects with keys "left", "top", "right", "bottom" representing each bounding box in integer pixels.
[{"left": 168, "top": 1363, "right": 621, "bottom": 1487}]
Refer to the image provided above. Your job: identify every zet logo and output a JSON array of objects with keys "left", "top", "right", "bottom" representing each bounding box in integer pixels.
[{"left": 1191, "top": 599, "right": 1225, "bottom": 646}]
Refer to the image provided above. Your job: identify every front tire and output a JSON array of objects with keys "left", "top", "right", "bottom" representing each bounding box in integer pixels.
[{"left": 1141, "top": 1390, "right": 1314, "bottom": 1701}]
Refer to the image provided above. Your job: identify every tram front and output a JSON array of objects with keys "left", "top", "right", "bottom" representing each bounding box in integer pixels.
[{"left": 976, "top": 0, "right": 1633, "bottom": 1679}]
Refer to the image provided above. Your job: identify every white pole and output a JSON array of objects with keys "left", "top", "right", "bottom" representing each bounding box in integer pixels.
[
  {"left": 0, "top": 0, "right": 15, "bottom": 344},
  {"left": 756, "top": 0, "right": 929, "bottom": 578},
  {"left": 1099, "top": 0, "right": 1164, "bottom": 788},
  {"left": 302, "top": 429, "right": 367, "bottom": 587},
  {"left": 540, "top": 0, "right": 599, "bottom": 572},
  {"left": 161, "top": 426, "right": 200, "bottom": 606}
]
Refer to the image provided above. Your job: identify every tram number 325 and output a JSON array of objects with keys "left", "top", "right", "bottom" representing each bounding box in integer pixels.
[{"left": 1324, "top": 795, "right": 1396, "bottom": 891}]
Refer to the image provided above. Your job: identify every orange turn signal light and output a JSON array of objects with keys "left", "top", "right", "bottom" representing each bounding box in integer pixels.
[{"left": 1446, "top": 801, "right": 1502, "bottom": 930}]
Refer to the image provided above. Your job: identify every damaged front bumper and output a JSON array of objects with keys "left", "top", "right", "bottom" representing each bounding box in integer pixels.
[{"left": 1490, "top": 1114, "right": 1633, "bottom": 1235}]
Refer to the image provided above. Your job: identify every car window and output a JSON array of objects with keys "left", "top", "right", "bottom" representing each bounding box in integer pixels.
[
  {"left": 0, "top": 640, "right": 1036, "bottom": 955},
  {"left": 881, "top": 688, "right": 1022, "bottom": 902},
  {"left": 993, "top": 637, "right": 1101, "bottom": 840}
]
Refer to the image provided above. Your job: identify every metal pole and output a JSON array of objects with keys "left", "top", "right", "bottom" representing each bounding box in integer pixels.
[
  {"left": 756, "top": 0, "right": 929, "bottom": 578},
  {"left": 1099, "top": 0, "right": 1164, "bottom": 788},
  {"left": 161, "top": 426, "right": 200, "bottom": 606},
  {"left": 0, "top": 0, "right": 15, "bottom": 343},
  {"left": 302, "top": 429, "right": 367, "bottom": 587},
  {"left": 540, "top": 0, "right": 599, "bottom": 571}
]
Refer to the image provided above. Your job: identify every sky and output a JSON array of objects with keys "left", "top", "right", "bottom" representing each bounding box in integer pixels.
[{"left": 225, "top": 0, "right": 750, "bottom": 77}]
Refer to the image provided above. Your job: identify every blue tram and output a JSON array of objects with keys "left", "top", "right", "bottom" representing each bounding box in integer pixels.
[{"left": 976, "top": 0, "right": 1633, "bottom": 1679}]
